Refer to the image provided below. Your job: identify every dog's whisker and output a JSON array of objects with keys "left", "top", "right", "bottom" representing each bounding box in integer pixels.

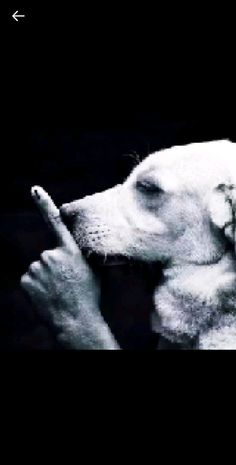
[{"left": 123, "top": 152, "right": 141, "bottom": 166}]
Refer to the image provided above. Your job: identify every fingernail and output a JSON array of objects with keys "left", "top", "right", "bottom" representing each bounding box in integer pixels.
[{"left": 34, "top": 188, "right": 40, "bottom": 199}]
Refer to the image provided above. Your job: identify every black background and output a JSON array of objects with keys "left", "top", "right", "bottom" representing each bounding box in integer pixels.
[{"left": 1, "top": 3, "right": 236, "bottom": 349}]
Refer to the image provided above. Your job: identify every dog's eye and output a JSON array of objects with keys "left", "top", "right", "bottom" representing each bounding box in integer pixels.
[{"left": 136, "top": 180, "right": 163, "bottom": 194}]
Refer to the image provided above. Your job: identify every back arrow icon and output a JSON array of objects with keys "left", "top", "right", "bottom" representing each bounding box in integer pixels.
[{"left": 12, "top": 10, "right": 25, "bottom": 22}]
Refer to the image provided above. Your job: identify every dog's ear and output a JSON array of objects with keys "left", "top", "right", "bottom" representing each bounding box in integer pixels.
[{"left": 209, "top": 183, "right": 236, "bottom": 245}]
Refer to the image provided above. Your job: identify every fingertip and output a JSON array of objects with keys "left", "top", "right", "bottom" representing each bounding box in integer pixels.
[{"left": 31, "top": 185, "right": 43, "bottom": 200}]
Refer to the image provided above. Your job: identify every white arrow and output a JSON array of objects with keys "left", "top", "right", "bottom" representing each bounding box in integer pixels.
[{"left": 12, "top": 10, "right": 25, "bottom": 22}]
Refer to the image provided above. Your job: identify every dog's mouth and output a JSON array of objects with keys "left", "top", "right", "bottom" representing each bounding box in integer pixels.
[
  {"left": 81, "top": 249, "right": 131, "bottom": 267},
  {"left": 81, "top": 248, "right": 164, "bottom": 273}
]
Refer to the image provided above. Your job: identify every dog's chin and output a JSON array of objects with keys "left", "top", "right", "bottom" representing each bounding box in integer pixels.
[
  {"left": 81, "top": 247, "right": 163, "bottom": 349},
  {"left": 81, "top": 247, "right": 163, "bottom": 271}
]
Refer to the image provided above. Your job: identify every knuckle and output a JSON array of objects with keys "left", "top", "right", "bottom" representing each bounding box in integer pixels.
[
  {"left": 54, "top": 247, "right": 66, "bottom": 259},
  {"left": 28, "top": 261, "right": 40, "bottom": 274},
  {"left": 54, "top": 214, "right": 61, "bottom": 223},
  {"left": 41, "top": 248, "right": 62, "bottom": 264},
  {"left": 40, "top": 250, "right": 52, "bottom": 263},
  {"left": 51, "top": 213, "right": 61, "bottom": 225},
  {"left": 20, "top": 273, "right": 31, "bottom": 289}
]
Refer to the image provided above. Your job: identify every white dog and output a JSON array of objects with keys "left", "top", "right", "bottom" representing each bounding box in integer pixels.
[{"left": 21, "top": 140, "right": 236, "bottom": 349}]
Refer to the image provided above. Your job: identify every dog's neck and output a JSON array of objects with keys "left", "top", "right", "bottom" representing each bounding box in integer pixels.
[{"left": 153, "top": 252, "right": 236, "bottom": 349}]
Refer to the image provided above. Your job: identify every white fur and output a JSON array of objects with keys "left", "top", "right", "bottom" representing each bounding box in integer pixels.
[{"left": 61, "top": 140, "right": 236, "bottom": 349}]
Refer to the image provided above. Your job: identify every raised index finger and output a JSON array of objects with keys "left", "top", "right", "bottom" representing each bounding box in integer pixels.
[{"left": 31, "top": 185, "right": 77, "bottom": 250}]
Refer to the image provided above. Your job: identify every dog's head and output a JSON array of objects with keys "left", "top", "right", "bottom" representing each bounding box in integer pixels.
[{"left": 60, "top": 140, "right": 236, "bottom": 268}]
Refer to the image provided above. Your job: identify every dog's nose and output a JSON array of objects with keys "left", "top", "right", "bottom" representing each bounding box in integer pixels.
[
  {"left": 60, "top": 200, "right": 87, "bottom": 221},
  {"left": 60, "top": 203, "right": 74, "bottom": 217},
  {"left": 60, "top": 202, "right": 79, "bottom": 228}
]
